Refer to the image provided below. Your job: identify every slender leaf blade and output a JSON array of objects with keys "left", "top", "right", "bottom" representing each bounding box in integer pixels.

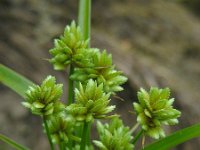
[
  {"left": 0, "top": 64, "right": 34, "bottom": 98},
  {"left": 0, "top": 133, "right": 29, "bottom": 150},
  {"left": 143, "top": 123, "right": 200, "bottom": 150}
]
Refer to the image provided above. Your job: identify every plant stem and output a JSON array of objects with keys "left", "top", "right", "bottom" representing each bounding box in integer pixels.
[
  {"left": 86, "top": 122, "right": 91, "bottom": 146},
  {"left": 130, "top": 122, "right": 140, "bottom": 134},
  {"left": 67, "top": 65, "right": 74, "bottom": 105},
  {"left": 78, "top": 0, "right": 92, "bottom": 148},
  {"left": 132, "top": 129, "right": 143, "bottom": 145},
  {"left": 78, "top": 0, "right": 91, "bottom": 47},
  {"left": 67, "top": 139, "right": 72, "bottom": 150},
  {"left": 67, "top": 65, "right": 74, "bottom": 149},
  {"left": 80, "top": 121, "right": 90, "bottom": 150},
  {"left": 59, "top": 142, "right": 65, "bottom": 150},
  {"left": 43, "top": 116, "right": 54, "bottom": 150},
  {"left": 78, "top": 0, "right": 92, "bottom": 147}
]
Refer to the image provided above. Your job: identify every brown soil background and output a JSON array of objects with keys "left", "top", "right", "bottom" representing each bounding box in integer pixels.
[{"left": 0, "top": 0, "right": 200, "bottom": 149}]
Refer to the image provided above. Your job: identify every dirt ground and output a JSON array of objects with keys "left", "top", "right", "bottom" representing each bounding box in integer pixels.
[{"left": 0, "top": 0, "right": 200, "bottom": 149}]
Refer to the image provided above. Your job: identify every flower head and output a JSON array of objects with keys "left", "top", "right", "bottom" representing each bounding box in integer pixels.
[
  {"left": 66, "top": 79, "right": 115, "bottom": 122},
  {"left": 22, "top": 76, "right": 64, "bottom": 116},
  {"left": 133, "top": 87, "right": 181, "bottom": 139},
  {"left": 71, "top": 50, "right": 127, "bottom": 94},
  {"left": 48, "top": 114, "right": 79, "bottom": 144},
  {"left": 49, "top": 21, "right": 90, "bottom": 70},
  {"left": 93, "top": 117, "right": 134, "bottom": 150}
]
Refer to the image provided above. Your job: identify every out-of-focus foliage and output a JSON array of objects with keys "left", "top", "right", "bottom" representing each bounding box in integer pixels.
[{"left": 178, "top": 0, "right": 200, "bottom": 15}]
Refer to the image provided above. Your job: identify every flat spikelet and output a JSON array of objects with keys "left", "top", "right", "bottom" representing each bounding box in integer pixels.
[
  {"left": 66, "top": 79, "right": 115, "bottom": 122},
  {"left": 93, "top": 117, "right": 134, "bottom": 150},
  {"left": 49, "top": 21, "right": 90, "bottom": 70},
  {"left": 133, "top": 87, "right": 181, "bottom": 139},
  {"left": 22, "top": 76, "right": 64, "bottom": 116},
  {"left": 48, "top": 114, "right": 79, "bottom": 144},
  {"left": 71, "top": 50, "right": 127, "bottom": 94}
]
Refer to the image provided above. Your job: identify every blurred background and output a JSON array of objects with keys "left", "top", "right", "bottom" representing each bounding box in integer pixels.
[{"left": 0, "top": 0, "right": 200, "bottom": 149}]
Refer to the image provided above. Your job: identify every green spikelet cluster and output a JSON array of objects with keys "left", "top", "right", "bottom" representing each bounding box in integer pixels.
[
  {"left": 93, "top": 117, "right": 134, "bottom": 150},
  {"left": 66, "top": 79, "right": 115, "bottom": 122},
  {"left": 49, "top": 21, "right": 127, "bottom": 94},
  {"left": 133, "top": 87, "right": 181, "bottom": 139},
  {"left": 49, "top": 21, "right": 89, "bottom": 70},
  {"left": 48, "top": 114, "right": 79, "bottom": 144},
  {"left": 22, "top": 76, "right": 64, "bottom": 116},
  {"left": 71, "top": 50, "right": 127, "bottom": 94}
]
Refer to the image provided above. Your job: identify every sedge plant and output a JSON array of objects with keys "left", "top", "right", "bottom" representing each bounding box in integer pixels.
[{"left": 0, "top": 0, "right": 200, "bottom": 150}]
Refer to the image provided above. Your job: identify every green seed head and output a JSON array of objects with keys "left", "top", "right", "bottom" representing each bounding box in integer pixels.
[
  {"left": 66, "top": 79, "right": 115, "bottom": 122},
  {"left": 71, "top": 50, "right": 127, "bottom": 94},
  {"left": 49, "top": 21, "right": 89, "bottom": 70},
  {"left": 133, "top": 87, "right": 181, "bottom": 139},
  {"left": 93, "top": 117, "right": 134, "bottom": 150},
  {"left": 22, "top": 76, "right": 64, "bottom": 116},
  {"left": 48, "top": 114, "right": 79, "bottom": 144}
]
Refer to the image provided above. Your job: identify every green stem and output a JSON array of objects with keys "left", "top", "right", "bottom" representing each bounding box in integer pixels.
[
  {"left": 78, "top": 0, "right": 91, "bottom": 47},
  {"left": 132, "top": 129, "right": 143, "bottom": 145},
  {"left": 78, "top": 0, "right": 92, "bottom": 147},
  {"left": 67, "top": 139, "right": 72, "bottom": 150},
  {"left": 86, "top": 122, "right": 91, "bottom": 145},
  {"left": 67, "top": 64, "right": 74, "bottom": 105},
  {"left": 130, "top": 122, "right": 140, "bottom": 134},
  {"left": 59, "top": 142, "right": 65, "bottom": 150},
  {"left": 80, "top": 122, "right": 90, "bottom": 150},
  {"left": 77, "top": 0, "right": 92, "bottom": 148},
  {"left": 0, "top": 133, "right": 29, "bottom": 150},
  {"left": 43, "top": 116, "right": 54, "bottom": 150}
]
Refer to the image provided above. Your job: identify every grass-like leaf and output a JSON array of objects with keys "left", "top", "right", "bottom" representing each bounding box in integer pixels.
[
  {"left": 0, "top": 133, "right": 29, "bottom": 150},
  {"left": 0, "top": 64, "right": 34, "bottom": 98},
  {"left": 143, "top": 123, "right": 200, "bottom": 150}
]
